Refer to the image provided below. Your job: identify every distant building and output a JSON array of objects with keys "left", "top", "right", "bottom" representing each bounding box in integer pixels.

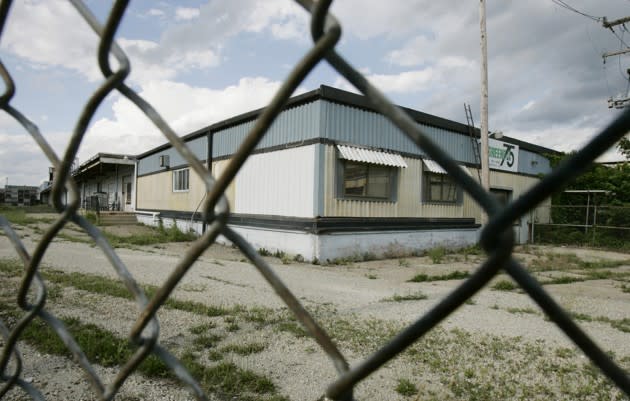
[
  {"left": 4, "top": 185, "right": 39, "bottom": 206},
  {"left": 72, "top": 153, "right": 136, "bottom": 211}
]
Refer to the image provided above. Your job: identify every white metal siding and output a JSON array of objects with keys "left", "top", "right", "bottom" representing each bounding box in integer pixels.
[{"left": 234, "top": 145, "right": 316, "bottom": 218}]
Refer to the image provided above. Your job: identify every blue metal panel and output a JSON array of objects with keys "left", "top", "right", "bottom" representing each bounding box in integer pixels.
[
  {"left": 321, "top": 101, "right": 477, "bottom": 164},
  {"left": 138, "top": 136, "right": 207, "bottom": 176},
  {"left": 518, "top": 149, "right": 551, "bottom": 175},
  {"left": 212, "top": 102, "right": 321, "bottom": 158}
]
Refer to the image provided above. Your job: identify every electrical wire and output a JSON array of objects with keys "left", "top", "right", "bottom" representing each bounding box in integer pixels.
[
  {"left": 551, "top": 0, "right": 602, "bottom": 22},
  {"left": 610, "top": 26, "right": 630, "bottom": 49}
]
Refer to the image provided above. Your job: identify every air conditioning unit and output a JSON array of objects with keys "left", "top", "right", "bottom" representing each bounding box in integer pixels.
[{"left": 159, "top": 155, "right": 169, "bottom": 168}]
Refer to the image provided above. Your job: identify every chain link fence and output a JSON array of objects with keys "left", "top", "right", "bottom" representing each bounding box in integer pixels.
[
  {"left": 1, "top": 1, "right": 630, "bottom": 400},
  {"left": 532, "top": 204, "right": 630, "bottom": 250}
]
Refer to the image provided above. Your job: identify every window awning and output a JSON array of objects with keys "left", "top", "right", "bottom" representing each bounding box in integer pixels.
[
  {"left": 422, "top": 159, "right": 447, "bottom": 174},
  {"left": 337, "top": 145, "right": 407, "bottom": 168},
  {"left": 423, "top": 159, "right": 472, "bottom": 176}
]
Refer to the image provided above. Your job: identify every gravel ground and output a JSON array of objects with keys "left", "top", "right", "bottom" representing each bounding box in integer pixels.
[{"left": 1, "top": 219, "right": 630, "bottom": 400}]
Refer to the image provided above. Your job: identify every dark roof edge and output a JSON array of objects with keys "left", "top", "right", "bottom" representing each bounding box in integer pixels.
[
  {"left": 78, "top": 152, "right": 136, "bottom": 168},
  {"left": 137, "top": 84, "right": 559, "bottom": 159}
]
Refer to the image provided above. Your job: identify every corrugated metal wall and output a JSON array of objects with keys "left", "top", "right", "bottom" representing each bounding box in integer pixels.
[
  {"left": 137, "top": 135, "right": 208, "bottom": 176},
  {"left": 321, "top": 101, "right": 552, "bottom": 176},
  {"left": 137, "top": 99, "right": 551, "bottom": 178},
  {"left": 233, "top": 145, "right": 316, "bottom": 218},
  {"left": 321, "top": 101, "right": 476, "bottom": 164},
  {"left": 212, "top": 102, "right": 321, "bottom": 158}
]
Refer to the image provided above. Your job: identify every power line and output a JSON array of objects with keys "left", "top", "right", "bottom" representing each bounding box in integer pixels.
[{"left": 551, "top": 0, "right": 602, "bottom": 22}]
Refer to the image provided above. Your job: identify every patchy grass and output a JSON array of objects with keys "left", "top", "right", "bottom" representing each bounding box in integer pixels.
[
  {"left": 408, "top": 270, "right": 470, "bottom": 283},
  {"left": 193, "top": 334, "right": 224, "bottom": 350},
  {"left": 276, "top": 321, "right": 308, "bottom": 338},
  {"left": 492, "top": 280, "right": 518, "bottom": 291},
  {"left": 395, "top": 378, "right": 418, "bottom": 397},
  {"left": 427, "top": 247, "right": 446, "bottom": 264},
  {"left": 103, "top": 223, "right": 196, "bottom": 247},
  {"left": 539, "top": 276, "right": 586, "bottom": 285},
  {"left": 0, "top": 207, "right": 42, "bottom": 226},
  {"left": 398, "top": 258, "right": 411, "bottom": 268},
  {"left": 506, "top": 307, "right": 538, "bottom": 315},
  {"left": 381, "top": 291, "right": 428, "bottom": 302},
  {"left": 189, "top": 322, "right": 217, "bottom": 335},
  {"left": 221, "top": 343, "right": 266, "bottom": 356},
  {"left": 529, "top": 252, "right": 630, "bottom": 273}
]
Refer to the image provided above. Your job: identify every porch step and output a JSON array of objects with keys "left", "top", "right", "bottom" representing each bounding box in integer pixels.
[{"left": 98, "top": 212, "right": 138, "bottom": 226}]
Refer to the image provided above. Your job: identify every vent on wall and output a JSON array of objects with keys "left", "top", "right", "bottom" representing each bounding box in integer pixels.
[{"left": 159, "top": 155, "right": 169, "bottom": 168}]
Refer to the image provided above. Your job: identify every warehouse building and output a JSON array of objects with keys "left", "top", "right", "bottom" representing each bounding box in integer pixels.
[{"left": 134, "top": 85, "right": 553, "bottom": 261}]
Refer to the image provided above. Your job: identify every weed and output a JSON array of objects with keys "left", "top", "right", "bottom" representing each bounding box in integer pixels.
[
  {"left": 382, "top": 291, "right": 428, "bottom": 302},
  {"left": 208, "top": 350, "right": 223, "bottom": 361},
  {"left": 55, "top": 232, "right": 91, "bottom": 244},
  {"left": 193, "top": 334, "right": 224, "bottom": 350},
  {"left": 258, "top": 248, "right": 272, "bottom": 256},
  {"left": 179, "top": 353, "right": 278, "bottom": 397},
  {"left": 398, "top": 258, "right": 410, "bottom": 268},
  {"left": 103, "top": 223, "right": 196, "bottom": 248},
  {"left": 539, "top": 276, "right": 586, "bottom": 285},
  {"left": 221, "top": 342, "right": 266, "bottom": 356},
  {"left": 492, "top": 280, "right": 517, "bottom": 291},
  {"left": 395, "top": 378, "right": 418, "bottom": 397},
  {"left": 226, "top": 322, "right": 240, "bottom": 332},
  {"left": 506, "top": 307, "right": 537, "bottom": 315},
  {"left": 293, "top": 254, "right": 304, "bottom": 263},
  {"left": 555, "top": 347, "right": 576, "bottom": 359},
  {"left": 407, "top": 270, "right": 470, "bottom": 283},
  {"left": 366, "top": 274, "right": 378, "bottom": 280},
  {"left": 0, "top": 207, "right": 39, "bottom": 226},
  {"left": 85, "top": 211, "right": 98, "bottom": 225},
  {"left": 276, "top": 321, "right": 308, "bottom": 338},
  {"left": 427, "top": 247, "right": 446, "bottom": 264},
  {"left": 189, "top": 322, "right": 217, "bottom": 335}
]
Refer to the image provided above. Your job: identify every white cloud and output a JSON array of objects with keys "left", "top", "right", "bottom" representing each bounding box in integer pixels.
[
  {"left": 147, "top": 8, "right": 165, "bottom": 17},
  {"left": 0, "top": 130, "right": 70, "bottom": 186},
  {"left": 0, "top": 1, "right": 100, "bottom": 81},
  {"left": 79, "top": 77, "right": 299, "bottom": 161},
  {"left": 367, "top": 69, "right": 436, "bottom": 93},
  {"left": 175, "top": 7, "right": 200, "bottom": 21},
  {"left": 521, "top": 101, "right": 536, "bottom": 111},
  {"left": 386, "top": 36, "right": 434, "bottom": 67}
]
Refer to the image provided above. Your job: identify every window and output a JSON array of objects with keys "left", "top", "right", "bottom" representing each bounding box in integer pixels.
[
  {"left": 423, "top": 172, "right": 459, "bottom": 203},
  {"left": 173, "top": 168, "right": 189, "bottom": 192},
  {"left": 342, "top": 161, "right": 395, "bottom": 200},
  {"left": 125, "top": 182, "right": 132, "bottom": 204},
  {"left": 490, "top": 188, "right": 512, "bottom": 206}
]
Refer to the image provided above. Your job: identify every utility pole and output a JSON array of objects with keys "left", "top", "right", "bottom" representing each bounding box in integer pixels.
[
  {"left": 603, "top": 48, "right": 630, "bottom": 60},
  {"left": 602, "top": 16, "right": 630, "bottom": 29},
  {"left": 479, "top": 0, "right": 490, "bottom": 223},
  {"left": 602, "top": 15, "right": 630, "bottom": 109}
]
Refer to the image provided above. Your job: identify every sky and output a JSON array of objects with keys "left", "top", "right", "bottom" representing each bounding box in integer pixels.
[{"left": 0, "top": 0, "right": 629, "bottom": 187}]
